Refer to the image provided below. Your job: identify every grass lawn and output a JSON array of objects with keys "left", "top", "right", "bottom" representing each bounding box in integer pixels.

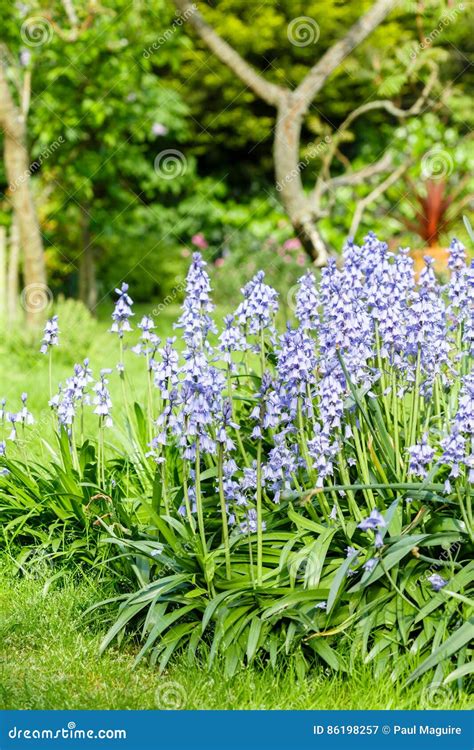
[{"left": 0, "top": 560, "right": 470, "bottom": 711}]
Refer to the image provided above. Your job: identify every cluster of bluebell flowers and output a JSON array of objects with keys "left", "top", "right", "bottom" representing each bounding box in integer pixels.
[{"left": 0, "top": 236, "right": 472, "bottom": 594}]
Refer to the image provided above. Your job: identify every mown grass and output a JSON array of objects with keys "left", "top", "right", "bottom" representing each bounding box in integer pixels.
[
  {"left": 0, "top": 559, "right": 470, "bottom": 711},
  {"left": 0, "top": 303, "right": 182, "bottom": 415}
]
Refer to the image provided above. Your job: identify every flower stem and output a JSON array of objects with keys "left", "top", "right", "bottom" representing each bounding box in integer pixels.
[
  {"left": 217, "top": 445, "right": 231, "bottom": 578},
  {"left": 194, "top": 438, "right": 207, "bottom": 553},
  {"left": 256, "top": 436, "right": 263, "bottom": 585}
]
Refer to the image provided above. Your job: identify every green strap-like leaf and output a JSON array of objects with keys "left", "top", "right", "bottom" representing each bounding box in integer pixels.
[{"left": 406, "top": 618, "right": 474, "bottom": 684}]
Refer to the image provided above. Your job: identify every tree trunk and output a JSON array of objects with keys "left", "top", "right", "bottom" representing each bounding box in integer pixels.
[
  {"left": 0, "top": 226, "right": 6, "bottom": 324},
  {"left": 274, "top": 99, "right": 328, "bottom": 265},
  {"left": 79, "top": 245, "right": 98, "bottom": 312},
  {"left": 0, "top": 64, "right": 47, "bottom": 328},
  {"left": 79, "top": 212, "right": 98, "bottom": 312},
  {"left": 7, "top": 220, "right": 20, "bottom": 327},
  {"left": 173, "top": 0, "right": 397, "bottom": 265}
]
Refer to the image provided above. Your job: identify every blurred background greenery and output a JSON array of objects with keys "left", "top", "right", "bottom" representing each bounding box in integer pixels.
[{"left": 0, "top": 0, "right": 472, "bottom": 318}]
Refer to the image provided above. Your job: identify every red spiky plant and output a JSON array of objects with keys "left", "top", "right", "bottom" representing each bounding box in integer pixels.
[{"left": 398, "top": 177, "right": 473, "bottom": 274}]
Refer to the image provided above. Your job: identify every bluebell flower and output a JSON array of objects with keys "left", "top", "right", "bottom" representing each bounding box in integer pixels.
[
  {"left": 427, "top": 573, "right": 448, "bottom": 592},
  {"left": 17, "top": 393, "right": 34, "bottom": 426},
  {"left": 363, "top": 558, "right": 378, "bottom": 573},
  {"left": 408, "top": 434, "right": 435, "bottom": 478},
  {"left": 50, "top": 360, "right": 93, "bottom": 428},
  {"left": 308, "top": 423, "right": 339, "bottom": 487},
  {"left": 93, "top": 370, "right": 113, "bottom": 427},
  {"left": 295, "top": 271, "right": 319, "bottom": 330},
  {"left": 132, "top": 316, "right": 160, "bottom": 362},
  {"left": 250, "top": 372, "right": 281, "bottom": 436},
  {"left": 216, "top": 399, "right": 238, "bottom": 452},
  {"left": 175, "top": 253, "right": 216, "bottom": 348},
  {"left": 6, "top": 412, "right": 18, "bottom": 441},
  {"left": 218, "top": 314, "right": 247, "bottom": 366},
  {"left": 447, "top": 238, "right": 466, "bottom": 271},
  {"left": 40, "top": 315, "right": 59, "bottom": 354},
  {"left": 110, "top": 283, "right": 134, "bottom": 337},
  {"left": 276, "top": 326, "right": 317, "bottom": 419},
  {"left": 236, "top": 271, "right": 278, "bottom": 336},
  {"left": 374, "top": 531, "right": 384, "bottom": 548},
  {"left": 358, "top": 508, "right": 386, "bottom": 531},
  {"left": 239, "top": 508, "right": 265, "bottom": 535},
  {"left": 441, "top": 430, "right": 465, "bottom": 480},
  {"left": 153, "top": 338, "right": 179, "bottom": 398},
  {"left": 455, "top": 371, "right": 474, "bottom": 436},
  {"left": 263, "top": 431, "right": 300, "bottom": 503}
]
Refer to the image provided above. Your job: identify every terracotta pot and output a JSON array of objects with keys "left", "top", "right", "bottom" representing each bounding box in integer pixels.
[{"left": 410, "top": 244, "right": 449, "bottom": 277}]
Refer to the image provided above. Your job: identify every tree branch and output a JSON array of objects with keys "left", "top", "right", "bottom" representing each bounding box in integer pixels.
[
  {"left": 293, "top": 0, "right": 398, "bottom": 115},
  {"left": 315, "top": 61, "right": 438, "bottom": 199},
  {"left": 172, "top": 0, "right": 285, "bottom": 107},
  {"left": 0, "top": 58, "right": 24, "bottom": 139},
  {"left": 62, "top": 0, "right": 79, "bottom": 27},
  {"left": 329, "top": 60, "right": 438, "bottom": 138},
  {"left": 349, "top": 161, "right": 408, "bottom": 238},
  {"left": 327, "top": 151, "right": 393, "bottom": 189}
]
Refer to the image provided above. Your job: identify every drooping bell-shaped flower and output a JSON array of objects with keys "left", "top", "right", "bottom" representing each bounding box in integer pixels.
[
  {"left": 110, "top": 283, "right": 134, "bottom": 338},
  {"left": 40, "top": 315, "right": 59, "bottom": 354}
]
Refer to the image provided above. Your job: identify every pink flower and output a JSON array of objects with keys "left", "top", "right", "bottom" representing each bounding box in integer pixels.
[
  {"left": 283, "top": 238, "right": 302, "bottom": 251},
  {"left": 191, "top": 233, "right": 208, "bottom": 249},
  {"left": 214, "top": 257, "right": 225, "bottom": 268},
  {"left": 151, "top": 122, "right": 168, "bottom": 136}
]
